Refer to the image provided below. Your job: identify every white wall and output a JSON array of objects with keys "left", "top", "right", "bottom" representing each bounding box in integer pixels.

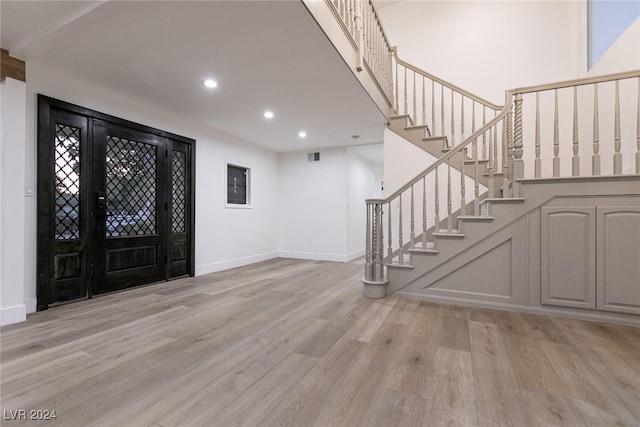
[
  {"left": 347, "top": 149, "right": 376, "bottom": 258},
  {"left": 278, "top": 148, "right": 348, "bottom": 261},
  {"left": 0, "top": 78, "right": 28, "bottom": 325},
  {"left": 278, "top": 147, "right": 377, "bottom": 262},
  {"left": 379, "top": 1, "right": 639, "bottom": 178},
  {"left": 19, "top": 62, "right": 282, "bottom": 313},
  {"left": 378, "top": 0, "right": 581, "bottom": 105}
]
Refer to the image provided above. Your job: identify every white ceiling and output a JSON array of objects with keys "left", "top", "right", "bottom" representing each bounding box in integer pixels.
[{"left": 1, "top": 0, "right": 386, "bottom": 161}]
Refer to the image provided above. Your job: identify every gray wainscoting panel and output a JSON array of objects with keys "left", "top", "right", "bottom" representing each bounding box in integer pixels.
[
  {"left": 400, "top": 218, "right": 528, "bottom": 305},
  {"left": 427, "top": 239, "right": 513, "bottom": 299},
  {"left": 541, "top": 207, "right": 596, "bottom": 309},
  {"left": 597, "top": 207, "right": 640, "bottom": 315}
]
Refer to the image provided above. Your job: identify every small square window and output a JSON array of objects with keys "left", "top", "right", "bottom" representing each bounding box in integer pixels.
[{"left": 226, "top": 163, "right": 251, "bottom": 208}]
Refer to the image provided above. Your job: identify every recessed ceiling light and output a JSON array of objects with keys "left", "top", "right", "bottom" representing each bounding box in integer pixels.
[
  {"left": 298, "top": 131, "right": 307, "bottom": 138},
  {"left": 263, "top": 111, "right": 274, "bottom": 119},
  {"left": 203, "top": 79, "right": 218, "bottom": 88}
]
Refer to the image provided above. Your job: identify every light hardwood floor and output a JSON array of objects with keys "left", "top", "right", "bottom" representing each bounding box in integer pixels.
[{"left": 1, "top": 258, "right": 639, "bottom": 426}]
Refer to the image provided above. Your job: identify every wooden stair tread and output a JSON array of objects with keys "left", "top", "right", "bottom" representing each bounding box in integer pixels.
[
  {"left": 458, "top": 215, "right": 494, "bottom": 222},
  {"left": 481, "top": 197, "right": 525, "bottom": 205},
  {"left": 409, "top": 247, "right": 439, "bottom": 255},
  {"left": 464, "top": 158, "right": 489, "bottom": 164},
  {"left": 386, "top": 262, "right": 414, "bottom": 269},
  {"left": 432, "top": 230, "right": 465, "bottom": 238}
]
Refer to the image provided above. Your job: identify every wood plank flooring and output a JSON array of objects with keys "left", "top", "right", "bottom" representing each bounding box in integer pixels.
[{"left": 1, "top": 258, "right": 639, "bottom": 426}]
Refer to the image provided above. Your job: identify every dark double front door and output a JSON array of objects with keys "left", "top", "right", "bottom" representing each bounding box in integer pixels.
[{"left": 37, "top": 96, "right": 194, "bottom": 310}]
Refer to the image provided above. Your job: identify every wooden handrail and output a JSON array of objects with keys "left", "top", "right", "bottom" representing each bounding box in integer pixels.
[
  {"left": 512, "top": 70, "right": 640, "bottom": 94},
  {"left": 393, "top": 50, "right": 503, "bottom": 111}
]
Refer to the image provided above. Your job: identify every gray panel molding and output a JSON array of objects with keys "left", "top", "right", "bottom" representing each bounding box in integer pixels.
[
  {"left": 388, "top": 178, "right": 640, "bottom": 325},
  {"left": 427, "top": 239, "right": 513, "bottom": 299},
  {"left": 401, "top": 218, "right": 528, "bottom": 305},
  {"left": 596, "top": 207, "right": 640, "bottom": 315},
  {"left": 541, "top": 206, "right": 597, "bottom": 309}
]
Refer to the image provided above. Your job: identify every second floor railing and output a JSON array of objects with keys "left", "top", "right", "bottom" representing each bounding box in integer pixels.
[{"left": 326, "top": 0, "right": 394, "bottom": 105}]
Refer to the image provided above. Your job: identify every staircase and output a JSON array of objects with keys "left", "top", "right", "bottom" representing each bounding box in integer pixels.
[
  {"left": 364, "top": 63, "right": 640, "bottom": 324},
  {"left": 315, "top": 0, "right": 640, "bottom": 323}
]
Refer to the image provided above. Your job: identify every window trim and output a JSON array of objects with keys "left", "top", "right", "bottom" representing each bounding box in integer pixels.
[{"left": 225, "top": 161, "right": 252, "bottom": 209}]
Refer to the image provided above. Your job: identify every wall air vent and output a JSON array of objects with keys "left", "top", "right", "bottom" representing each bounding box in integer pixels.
[{"left": 307, "top": 152, "right": 320, "bottom": 162}]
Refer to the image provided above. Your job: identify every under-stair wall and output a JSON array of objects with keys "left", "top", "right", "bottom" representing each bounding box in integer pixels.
[
  {"left": 363, "top": 69, "right": 640, "bottom": 326},
  {"left": 392, "top": 176, "right": 640, "bottom": 326}
]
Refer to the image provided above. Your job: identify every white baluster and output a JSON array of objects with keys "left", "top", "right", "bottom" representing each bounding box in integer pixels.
[
  {"left": 441, "top": 84, "right": 445, "bottom": 138},
  {"left": 488, "top": 125, "right": 495, "bottom": 199},
  {"left": 398, "top": 194, "right": 404, "bottom": 264},
  {"left": 572, "top": 86, "right": 580, "bottom": 176},
  {"left": 535, "top": 92, "right": 541, "bottom": 178},
  {"left": 387, "top": 201, "right": 392, "bottom": 261},
  {"left": 394, "top": 57, "right": 399, "bottom": 114},
  {"left": 410, "top": 186, "right": 415, "bottom": 250},
  {"left": 375, "top": 203, "right": 383, "bottom": 280},
  {"left": 502, "top": 116, "right": 510, "bottom": 197},
  {"left": 471, "top": 102, "right": 476, "bottom": 158},
  {"left": 447, "top": 159, "right": 453, "bottom": 232},
  {"left": 460, "top": 148, "right": 466, "bottom": 216},
  {"left": 431, "top": 80, "right": 436, "bottom": 136},
  {"left": 434, "top": 168, "right": 440, "bottom": 232},
  {"left": 512, "top": 93, "right": 524, "bottom": 197},
  {"left": 365, "top": 203, "right": 371, "bottom": 281},
  {"left": 593, "top": 83, "right": 600, "bottom": 175},
  {"left": 637, "top": 76, "right": 640, "bottom": 173},
  {"left": 451, "top": 90, "right": 456, "bottom": 147},
  {"left": 474, "top": 134, "right": 480, "bottom": 215},
  {"left": 614, "top": 80, "right": 622, "bottom": 174},
  {"left": 422, "top": 76, "right": 426, "bottom": 127},
  {"left": 494, "top": 115, "right": 499, "bottom": 184},
  {"left": 461, "top": 96, "right": 465, "bottom": 143},
  {"left": 422, "top": 176, "right": 428, "bottom": 247},
  {"left": 404, "top": 67, "right": 408, "bottom": 117},
  {"left": 482, "top": 106, "right": 487, "bottom": 159},
  {"left": 553, "top": 89, "right": 560, "bottom": 177},
  {"left": 413, "top": 71, "right": 417, "bottom": 124}
]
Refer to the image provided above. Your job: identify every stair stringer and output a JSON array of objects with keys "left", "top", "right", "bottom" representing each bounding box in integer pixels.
[{"left": 387, "top": 176, "right": 640, "bottom": 317}]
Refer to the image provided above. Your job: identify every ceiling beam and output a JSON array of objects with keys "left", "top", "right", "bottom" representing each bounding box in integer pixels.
[{"left": 1, "top": 49, "right": 26, "bottom": 82}]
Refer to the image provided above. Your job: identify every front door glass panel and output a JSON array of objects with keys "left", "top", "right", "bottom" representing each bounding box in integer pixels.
[{"left": 105, "top": 135, "right": 157, "bottom": 237}]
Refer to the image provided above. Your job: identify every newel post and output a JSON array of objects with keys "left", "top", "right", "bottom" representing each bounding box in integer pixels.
[
  {"left": 363, "top": 199, "right": 388, "bottom": 298},
  {"left": 354, "top": 0, "right": 364, "bottom": 72},
  {"left": 512, "top": 93, "right": 524, "bottom": 197}
]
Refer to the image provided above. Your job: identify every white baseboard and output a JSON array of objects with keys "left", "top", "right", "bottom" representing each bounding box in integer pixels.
[
  {"left": 278, "top": 250, "right": 349, "bottom": 262},
  {"left": 195, "top": 249, "right": 365, "bottom": 277},
  {"left": 24, "top": 298, "right": 37, "bottom": 314},
  {"left": 1, "top": 304, "right": 26, "bottom": 326},
  {"left": 346, "top": 249, "right": 365, "bottom": 262},
  {"left": 394, "top": 291, "right": 640, "bottom": 327},
  {"left": 195, "top": 251, "right": 280, "bottom": 276}
]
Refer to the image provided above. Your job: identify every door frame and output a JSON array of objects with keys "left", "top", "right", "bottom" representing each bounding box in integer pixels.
[{"left": 37, "top": 95, "right": 196, "bottom": 311}]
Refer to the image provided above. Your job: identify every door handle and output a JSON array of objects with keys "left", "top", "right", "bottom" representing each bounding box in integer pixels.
[{"left": 96, "top": 192, "right": 106, "bottom": 211}]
